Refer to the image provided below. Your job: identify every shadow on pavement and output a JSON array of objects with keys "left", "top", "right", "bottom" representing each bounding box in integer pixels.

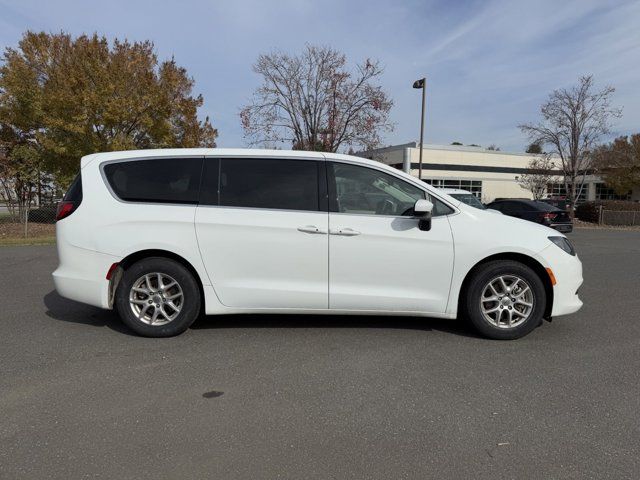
[
  {"left": 43, "top": 290, "right": 134, "bottom": 335},
  {"left": 192, "top": 312, "right": 481, "bottom": 338},
  {"left": 44, "top": 289, "right": 481, "bottom": 339}
]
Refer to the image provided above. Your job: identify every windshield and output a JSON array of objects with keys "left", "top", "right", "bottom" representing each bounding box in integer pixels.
[{"left": 450, "top": 193, "right": 486, "bottom": 210}]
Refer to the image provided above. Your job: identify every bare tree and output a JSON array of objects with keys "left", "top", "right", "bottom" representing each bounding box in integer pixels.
[
  {"left": 519, "top": 75, "right": 621, "bottom": 216},
  {"left": 517, "top": 155, "right": 556, "bottom": 200},
  {"left": 240, "top": 45, "right": 393, "bottom": 152}
]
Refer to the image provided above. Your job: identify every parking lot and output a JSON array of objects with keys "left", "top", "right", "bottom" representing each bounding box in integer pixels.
[{"left": 1, "top": 229, "right": 639, "bottom": 479}]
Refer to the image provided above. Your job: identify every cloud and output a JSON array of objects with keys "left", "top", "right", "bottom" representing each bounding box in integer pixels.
[{"left": 1, "top": 0, "right": 638, "bottom": 151}]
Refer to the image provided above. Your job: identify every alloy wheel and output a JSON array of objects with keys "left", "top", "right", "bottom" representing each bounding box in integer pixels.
[
  {"left": 480, "top": 275, "right": 534, "bottom": 329},
  {"left": 128, "top": 273, "right": 184, "bottom": 326}
]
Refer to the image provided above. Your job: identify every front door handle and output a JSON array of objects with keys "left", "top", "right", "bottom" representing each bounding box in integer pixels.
[
  {"left": 329, "top": 227, "right": 361, "bottom": 236},
  {"left": 297, "top": 225, "right": 327, "bottom": 235}
]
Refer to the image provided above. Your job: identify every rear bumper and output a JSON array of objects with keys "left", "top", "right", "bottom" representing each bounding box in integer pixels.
[
  {"left": 52, "top": 227, "right": 118, "bottom": 309},
  {"left": 549, "top": 223, "right": 573, "bottom": 233}
]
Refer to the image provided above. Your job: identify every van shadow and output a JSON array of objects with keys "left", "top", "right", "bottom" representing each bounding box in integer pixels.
[
  {"left": 44, "top": 290, "right": 481, "bottom": 339},
  {"left": 44, "top": 290, "right": 134, "bottom": 335},
  {"left": 193, "top": 312, "right": 482, "bottom": 339}
]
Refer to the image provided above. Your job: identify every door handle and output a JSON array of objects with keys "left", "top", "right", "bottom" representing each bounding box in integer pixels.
[
  {"left": 297, "top": 225, "right": 327, "bottom": 235},
  {"left": 329, "top": 227, "right": 361, "bottom": 236}
]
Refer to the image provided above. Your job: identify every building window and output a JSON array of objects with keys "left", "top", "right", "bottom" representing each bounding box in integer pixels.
[
  {"left": 595, "top": 183, "right": 631, "bottom": 201},
  {"left": 546, "top": 183, "right": 587, "bottom": 203},
  {"left": 424, "top": 179, "right": 483, "bottom": 199}
]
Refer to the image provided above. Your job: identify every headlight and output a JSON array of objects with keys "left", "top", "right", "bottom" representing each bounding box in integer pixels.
[{"left": 548, "top": 236, "right": 575, "bottom": 256}]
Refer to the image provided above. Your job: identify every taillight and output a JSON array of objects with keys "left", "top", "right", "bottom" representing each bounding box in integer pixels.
[
  {"left": 56, "top": 201, "right": 78, "bottom": 221},
  {"left": 540, "top": 212, "right": 557, "bottom": 222},
  {"left": 57, "top": 173, "right": 83, "bottom": 221}
]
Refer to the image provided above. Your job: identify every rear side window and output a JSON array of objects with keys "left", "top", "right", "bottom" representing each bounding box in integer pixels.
[
  {"left": 103, "top": 158, "right": 203, "bottom": 204},
  {"left": 217, "top": 158, "right": 320, "bottom": 211}
]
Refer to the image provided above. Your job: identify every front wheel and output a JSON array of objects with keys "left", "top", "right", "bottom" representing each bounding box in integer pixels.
[
  {"left": 463, "top": 260, "right": 546, "bottom": 340},
  {"left": 115, "top": 257, "right": 201, "bottom": 337}
]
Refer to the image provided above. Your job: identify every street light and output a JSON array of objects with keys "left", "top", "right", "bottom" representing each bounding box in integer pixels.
[{"left": 413, "top": 77, "right": 426, "bottom": 181}]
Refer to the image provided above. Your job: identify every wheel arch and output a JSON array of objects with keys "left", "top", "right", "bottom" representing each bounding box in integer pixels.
[
  {"left": 109, "top": 249, "right": 205, "bottom": 312},
  {"left": 457, "top": 252, "right": 554, "bottom": 320}
]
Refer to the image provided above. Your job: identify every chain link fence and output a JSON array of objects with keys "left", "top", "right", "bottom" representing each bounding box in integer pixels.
[
  {"left": 0, "top": 203, "right": 57, "bottom": 244},
  {"left": 600, "top": 209, "right": 640, "bottom": 227}
]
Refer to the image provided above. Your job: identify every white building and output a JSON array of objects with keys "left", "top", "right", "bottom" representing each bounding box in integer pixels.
[{"left": 358, "top": 142, "right": 637, "bottom": 203}]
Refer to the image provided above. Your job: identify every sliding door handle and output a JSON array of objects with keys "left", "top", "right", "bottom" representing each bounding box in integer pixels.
[
  {"left": 329, "top": 227, "right": 361, "bottom": 236},
  {"left": 297, "top": 225, "right": 327, "bottom": 234}
]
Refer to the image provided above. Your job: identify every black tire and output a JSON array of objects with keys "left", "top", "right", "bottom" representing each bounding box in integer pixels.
[
  {"left": 462, "top": 260, "right": 546, "bottom": 340},
  {"left": 115, "top": 257, "right": 201, "bottom": 337}
]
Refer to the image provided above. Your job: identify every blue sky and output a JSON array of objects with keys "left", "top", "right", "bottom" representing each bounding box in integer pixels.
[{"left": 1, "top": 0, "right": 639, "bottom": 152}]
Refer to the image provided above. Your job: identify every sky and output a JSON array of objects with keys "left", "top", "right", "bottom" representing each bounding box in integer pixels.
[{"left": 1, "top": 0, "right": 639, "bottom": 152}]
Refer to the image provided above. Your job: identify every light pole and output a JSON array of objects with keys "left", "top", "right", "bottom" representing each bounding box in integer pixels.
[{"left": 413, "top": 77, "right": 426, "bottom": 181}]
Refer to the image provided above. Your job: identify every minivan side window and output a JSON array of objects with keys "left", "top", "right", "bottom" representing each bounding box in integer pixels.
[
  {"left": 217, "top": 158, "right": 320, "bottom": 211},
  {"left": 328, "top": 162, "right": 453, "bottom": 217},
  {"left": 103, "top": 158, "right": 203, "bottom": 204}
]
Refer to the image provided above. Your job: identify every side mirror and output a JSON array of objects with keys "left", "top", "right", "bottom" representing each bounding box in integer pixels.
[{"left": 414, "top": 199, "right": 433, "bottom": 231}]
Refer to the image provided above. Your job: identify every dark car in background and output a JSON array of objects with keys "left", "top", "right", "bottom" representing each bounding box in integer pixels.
[
  {"left": 486, "top": 199, "right": 573, "bottom": 233},
  {"left": 540, "top": 197, "right": 572, "bottom": 212}
]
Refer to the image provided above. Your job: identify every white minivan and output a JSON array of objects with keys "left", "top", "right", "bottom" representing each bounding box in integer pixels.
[{"left": 53, "top": 149, "right": 583, "bottom": 339}]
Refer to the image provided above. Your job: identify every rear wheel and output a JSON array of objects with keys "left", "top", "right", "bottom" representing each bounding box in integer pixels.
[
  {"left": 115, "top": 257, "right": 201, "bottom": 337},
  {"left": 463, "top": 260, "right": 546, "bottom": 340}
]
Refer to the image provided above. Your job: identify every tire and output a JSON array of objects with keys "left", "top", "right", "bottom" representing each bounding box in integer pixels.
[
  {"left": 462, "top": 260, "right": 546, "bottom": 340},
  {"left": 115, "top": 257, "right": 201, "bottom": 337}
]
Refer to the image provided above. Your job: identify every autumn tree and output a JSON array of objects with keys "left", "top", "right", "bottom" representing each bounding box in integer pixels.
[
  {"left": 240, "top": 45, "right": 393, "bottom": 152},
  {"left": 520, "top": 75, "right": 621, "bottom": 216},
  {"left": 0, "top": 31, "right": 217, "bottom": 187},
  {"left": 593, "top": 134, "right": 640, "bottom": 195},
  {"left": 517, "top": 155, "right": 556, "bottom": 200}
]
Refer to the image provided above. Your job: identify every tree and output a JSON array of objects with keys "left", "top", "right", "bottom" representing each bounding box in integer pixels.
[
  {"left": 520, "top": 75, "right": 621, "bottom": 216},
  {"left": 593, "top": 134, "right": 640, "bottom": 194},
  {"left": 240, "top": 45, "right": 393, "bottom": 152},
  {"left": 0, "top": 143, "right": 43, "bottom": 221},
  {"left": 0, "top": 31, "right": 217, "bottom": 185},
  {"left": 486, "top": 144, "right": 500, "bottom": 151},
  {"left": 451, "top": 141, "right": 463, "bottom": 145},
  {"left": 525, "top": 142, "right": 543, "bottom": 154},
  {"left": 516, "top": 155, "right": 556, "bottom": 200}
]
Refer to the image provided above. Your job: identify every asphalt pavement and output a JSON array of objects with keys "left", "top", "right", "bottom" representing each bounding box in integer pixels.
[{"left": 1, "top": 229, "right": 639, "bottom": 479}]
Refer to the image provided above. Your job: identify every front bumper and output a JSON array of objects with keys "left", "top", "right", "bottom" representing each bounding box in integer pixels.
[{"left": 537, "top": 243, "right": 583, "bottom": 317}]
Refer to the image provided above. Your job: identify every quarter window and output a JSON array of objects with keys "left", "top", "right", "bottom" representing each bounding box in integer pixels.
[
  {"left": 218, "top": 158, "right": 320, "bottom": 211},
  {"left": 103, "top": 158, "right": 203, "bottom": 204}
]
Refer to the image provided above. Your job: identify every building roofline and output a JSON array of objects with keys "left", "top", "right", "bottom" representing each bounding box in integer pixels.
[{"left": 359, "top": 142, "right": 539, "bottom": 158}]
